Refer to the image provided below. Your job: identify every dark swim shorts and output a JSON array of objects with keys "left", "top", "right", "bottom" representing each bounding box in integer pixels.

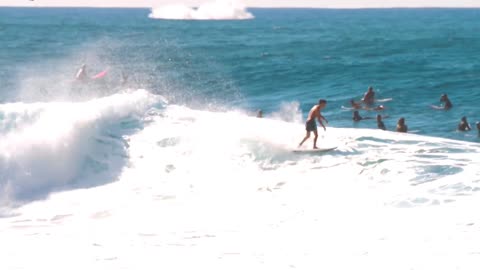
[{"left": 305, "top": 119, "right": 317, "bottom": 132}]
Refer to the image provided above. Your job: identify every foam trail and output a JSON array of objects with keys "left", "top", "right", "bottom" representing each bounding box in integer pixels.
[{"left": 149, "top": 0, "right": 254, "bottom": 20}]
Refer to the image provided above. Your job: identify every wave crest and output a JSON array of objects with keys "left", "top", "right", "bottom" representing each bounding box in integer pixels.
[{"left": 0, "top": 89, "right": 166, "bottom": 204}]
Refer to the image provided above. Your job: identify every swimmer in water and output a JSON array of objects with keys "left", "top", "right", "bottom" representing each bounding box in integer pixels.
[
  {"left": 361, "top": 86, "right": 375, "bottom": 105},
  {"left": 377, "top": 114, "right": 386, "bottom": 130},
  {"left": 396, "top": 117, "right": 408, "bottom": 133},
  {"left": 350, "top": 99, "right": 362, "bottom": 110},
  {"left": 440, "top": 94, "right": 453, "bottom": 110},
  {"left": 457, "top": 116, "right": 471, "bottom": 131}
]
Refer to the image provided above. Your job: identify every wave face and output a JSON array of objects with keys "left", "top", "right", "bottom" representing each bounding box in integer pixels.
[
  {"left": 149, "top": 0, "right": 254, "bottom": 20},
  {"left": 0, "top": 89, "right": 165, "bottom": 203}
]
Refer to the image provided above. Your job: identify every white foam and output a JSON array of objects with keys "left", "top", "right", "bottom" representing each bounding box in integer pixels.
[
  {"left": 149, "top": 0, "right": 254, "bottom": 20},
  {"left": 1, "top": 105, "right": 479, "bottom": 269},
  {"left": 0, "top": 89, "right": 165, "bottom": 202}
]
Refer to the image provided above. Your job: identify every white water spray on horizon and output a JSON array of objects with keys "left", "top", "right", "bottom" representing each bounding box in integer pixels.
[{"left": 149, "top": 0, "right": 254, "bottom": 20}]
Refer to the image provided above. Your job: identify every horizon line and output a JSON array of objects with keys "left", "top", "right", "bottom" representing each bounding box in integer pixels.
[{"left": 1, "top": 5, "right": 480, "bottom": 9}]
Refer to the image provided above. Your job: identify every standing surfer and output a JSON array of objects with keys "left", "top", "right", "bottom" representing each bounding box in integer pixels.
[{"left": 298, "top": 99, "right": 328, "bottom": 149}]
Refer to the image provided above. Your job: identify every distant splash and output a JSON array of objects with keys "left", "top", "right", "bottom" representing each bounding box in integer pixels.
[{"left": 148, "top": 0, "right": 254, "bottom": 20}]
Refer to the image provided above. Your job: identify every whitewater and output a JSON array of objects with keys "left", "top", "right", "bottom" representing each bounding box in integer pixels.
[
  {"left": 0, "top": 87, "right": 479, "bottom": 269},
  {"left": 1, "top": 6, "right": 480, "bottom": 270}
]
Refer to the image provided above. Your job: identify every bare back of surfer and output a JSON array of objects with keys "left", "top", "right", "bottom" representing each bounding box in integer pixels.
[
  {"left": 396, "top": 117, "right": 408, "bottom": 133},
  {"left": 298, "top": 99, "right": 328, "bottom": 149},
  {"left": 458, "top": 116, "right": 471, "bottom": 131},
  {"left": 440, "top": 94, "right": 453, "bottom": 110},
  {"left": 362, "top": 86, "right": 375, "bottom": 105}
]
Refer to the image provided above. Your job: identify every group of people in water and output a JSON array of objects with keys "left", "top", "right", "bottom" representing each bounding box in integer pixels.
[
  {"left": 75, "top": 64, "right": 478, "bottom": 149},
  {"left": 298, "top": 86, "right": 479, "bottom": 149}
]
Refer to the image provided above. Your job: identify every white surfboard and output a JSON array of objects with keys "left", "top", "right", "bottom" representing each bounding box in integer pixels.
[
  {"left": 376, "top": 98, "right": 393, "bottom": 102},
  {"left": 341, "top": 105, "right": 356, "bottom": 111},
  {"left": 292, "top": 146, "right": 337, "bottom": 153},
  {"left": 430, "top": 105, "right": 445, "bottom": 110}
]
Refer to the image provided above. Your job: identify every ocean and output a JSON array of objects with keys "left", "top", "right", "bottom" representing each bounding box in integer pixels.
[{"left": 0, "top": 7, "right": 480, "bottom": 269}]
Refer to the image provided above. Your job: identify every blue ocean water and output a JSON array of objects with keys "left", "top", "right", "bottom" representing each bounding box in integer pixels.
[
  {"left": 2, "top": 8, "right": 480, "bottom": 269},
  {"left": 1, "top": 8, "right": 479, "bottom": 141}
]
